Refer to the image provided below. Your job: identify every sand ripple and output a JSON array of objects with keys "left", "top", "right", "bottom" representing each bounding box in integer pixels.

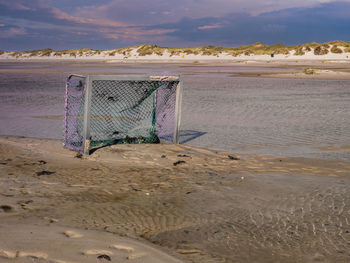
[{"left": 0, "top": 136, "right": 350, "bottom": 262}]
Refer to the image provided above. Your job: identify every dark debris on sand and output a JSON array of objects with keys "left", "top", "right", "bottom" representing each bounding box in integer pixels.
[
  {"left": 97, "top": 254, "right": 111, "bottom": 261},
  {"left": 173, "top": 160, "right": 186, "bottom": 166},
  {"left": 36, "top": 171, "right": 55, "bottom": 176}
]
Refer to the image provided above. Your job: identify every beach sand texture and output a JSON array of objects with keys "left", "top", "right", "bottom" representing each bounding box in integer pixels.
[{"left": 1, "top": 136, "right": 350, "bottom": 262}]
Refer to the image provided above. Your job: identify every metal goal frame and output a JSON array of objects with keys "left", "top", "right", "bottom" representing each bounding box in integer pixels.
[{"left": 64, "top": 74, "right": 182, "bottom": 155}]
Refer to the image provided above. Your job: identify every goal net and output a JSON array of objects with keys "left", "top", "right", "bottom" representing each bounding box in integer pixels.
[{"left": 64, "top": 75, "right": 182, "bottom": 154}]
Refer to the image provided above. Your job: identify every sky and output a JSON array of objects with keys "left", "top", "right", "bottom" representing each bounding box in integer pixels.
[{"left": 1, "top": 0, "right": 350, "bottom": 51}]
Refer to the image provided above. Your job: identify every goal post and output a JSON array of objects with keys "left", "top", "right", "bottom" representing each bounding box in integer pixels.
[{"left": 64, "top": 74, "right": 182, "bottom": 155}]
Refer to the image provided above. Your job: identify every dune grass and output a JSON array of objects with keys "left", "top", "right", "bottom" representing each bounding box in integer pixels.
[
  {"left": 54, "top": 48, "right": 93, "bottom": 57},
  {"left": 330, "top": 45, "right": 343, "bottom": 54},
  {"left": 303, "top": 68, "right": 316, "bottom": 75},
  {"left": 294, "top": 47, "right": 305, "bottom": 56},
  {"left": 8, "top": 48, "right": 54, "bottom": 57},
  {"left": 137, "top": 44, "right": 164, "bottom": 56},
  {"left": 328, "top": 40, "right": 350, "bottom": 47},
  {"left": 108, "top": 47, "right": 133, "bottom": 56},
  {"left": 314, "top": 46, "right": 329, "bottom": 55}
]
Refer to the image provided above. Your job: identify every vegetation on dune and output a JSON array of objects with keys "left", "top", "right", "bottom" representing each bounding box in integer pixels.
[
  {"left": 314, "top": 46, "right": 329, "bottom": 55},
  {"left": 330, "top": 45, "right": 343, "bottom": 54},
  {"left": 136, "top": 43, "right": 293, "bottom": 57},
  {"left": 9, "top": 48, "right": 54, "bottom": 57},
  {"left": 5, "top": 40, "right": 350, "bottom": 58},
  {"left": 225, "top": 42, "right": 288, "bottom": 56},
  {"left": 9, "top": 51, "right": 21, "bottom": 57},
  {"left": 303, "top": 68, "right": 316, "bottom": 75},
  {"left": 54, "top": 48, "right": 99, "bottom": 57},
  {"left": 166, "top": 46, "right": 228, "bottom": 56},
  {"left": 7, "top": 48, "right": 105, "bottom": 58},
  {"left": 297, "top": 42, "right": 324, "bottom": 49},
  {"left": 183, "top": 49, "right": 199, "bottom": 55},
  {"left": 108, "top": 50, "right": 118, "bottom": 56},
  {"left": 0, "top": 51, "right": 4, "bottom": 55},
  {"left": 241, "top": 43, "right": 289, "bottom": 55},
  {"left": 108, "top": 47, "right": 133, "bottom": 56},
  {"left": 328, "top": 40, "right": 350, "bottom": 47},
  {"left": 137, "top": 44, "right": 164, "bottom": 56},
  {"left": 28, "top": 48, "right": 53, "bottom": 56},
  {"left": 294, "top": 47, "right": 305, "bottom": 56}
]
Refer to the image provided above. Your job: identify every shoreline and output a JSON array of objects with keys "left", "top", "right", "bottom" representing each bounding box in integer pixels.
[
  {"left": 1, "top": 136, "right": 350, "bottom": 262},
  {"left": 1, "top": 57, "right": 350, "bottom": 63},
  {"left": 1, "top": 59, "right": 350, "bottom": 80}
]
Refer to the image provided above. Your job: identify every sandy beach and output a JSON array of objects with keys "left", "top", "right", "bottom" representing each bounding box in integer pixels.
[
  {"left": 2, "top": 0, "right": 350, "bottom": 260},
  {"left": 1, "top": 136, "right": 350, "bottom": 262},
  {"left": 0, "top": 58, "right": 349, "bottom": 262}
]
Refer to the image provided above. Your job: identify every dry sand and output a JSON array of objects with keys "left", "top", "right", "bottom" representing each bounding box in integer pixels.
[{"left": 1, "top": 136, "right": 350, "bottom": 262}]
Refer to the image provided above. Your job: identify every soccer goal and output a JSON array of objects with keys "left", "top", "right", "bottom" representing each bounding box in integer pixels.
[{"left": 64, "top": 74, "right": 182, "bottom": 154}]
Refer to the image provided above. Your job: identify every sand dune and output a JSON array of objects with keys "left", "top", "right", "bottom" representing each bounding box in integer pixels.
[{"left": 2, "top": 42, "right": 350, "bottom": 63}]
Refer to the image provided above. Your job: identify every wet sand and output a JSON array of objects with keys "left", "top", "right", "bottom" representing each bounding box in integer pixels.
[{"left": 1, "top": 136, "right": 350, "bottom": 262}]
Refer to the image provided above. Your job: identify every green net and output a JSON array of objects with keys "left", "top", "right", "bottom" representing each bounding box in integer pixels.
[{"left": 89, "top": 80, "right": 168, "bottom": 148}]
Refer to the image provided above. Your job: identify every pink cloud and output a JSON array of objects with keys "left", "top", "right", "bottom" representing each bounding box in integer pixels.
[
  {"left": 47, "top": 4, "right": 178, "bottom": 43},
  {"left": 51, "top": 7, "right": 128, "bottom": 27},
  {"left": 198, "top": 24, "right": 223, "bottom": 30},
  {"left": 97, "top": 27, "right": 177, "bottom": 41},
  {"left": 0, "top": 27, "right": 26, "bottom": 38},
  {"left": 0, "top": 1, "right": 179, "bottom": 44}
]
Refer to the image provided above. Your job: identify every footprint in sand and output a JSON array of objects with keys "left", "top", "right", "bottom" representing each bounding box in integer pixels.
[
  {"left": 0, "top": 250, "right": 48, "bottom": 260},
  {"left": 82, "top": 249, "right": 113, "bottom": 256},
  {"left": 0, "top": 250, "right": 16, "bottom": 259},
  {"left": 126, "top": 253, "right": 146, "bottom": 260},
  {"left": 110, "top": 244, "right": 147, "bottom": 260},
  {"left": 17, "top": 251, "right": 48, "bottom": 260},
  {"left": 63, "top": 230, "right": 83, "bottom": 238}
]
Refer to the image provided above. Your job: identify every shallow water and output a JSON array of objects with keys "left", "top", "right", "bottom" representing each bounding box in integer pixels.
[
  {"left": 182, "top": 75, "right": 350, "bottom": 161},
  {"left": 0, "top": 62, "right": 349, "bottom": 160}
]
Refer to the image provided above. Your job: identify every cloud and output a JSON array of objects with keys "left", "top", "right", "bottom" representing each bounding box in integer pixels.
[
  {"left": 70, "top": 0, "right": 350, "bottom": 25},
  {"left": 0, "top": 0, "right": 179, "bottom": 49},
  {"left": 0, "top": 27, "right": 26, "bottom": 38},
  {"left": 152, "top": 1, "right": 350, "bottom": 46},
  {"left": 50, "top": 6, "right": 128, "bottom": 27},
  {"left": 198, "top": 24, "right": 223, "bottom": 30},
  {"left": 1, "top": 0, "right": 350, "bottom": 50}
]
